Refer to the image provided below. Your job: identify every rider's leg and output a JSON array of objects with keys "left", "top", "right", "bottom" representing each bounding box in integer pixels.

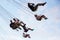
[
  {"left": 41, "top": 15, "right": 48, "bottom": 20},
  {"left": 33, "top": 5, "right": 39, "bottom": 11},
  {"left": 16, "top": 28, "right": 19, "bottom": 31},
  {"left": 37, "top": 2, "right": 47, "bottom": 6},
  {"left": 21, "top": 24, "right": 28, "bottom": 32},
  {"left": 18, "top": 27, "right": 22, "bottom": 30},
  {"left": 23, "top": 33, "right": 31, "bottom": 38},
  {"left": 28, "top": 28, "right": 34, "bottom": 31}
]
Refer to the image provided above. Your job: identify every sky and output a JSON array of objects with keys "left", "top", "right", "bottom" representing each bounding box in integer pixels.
[{"left": 0, "top": 0, "right": 60, "bottom": 40}]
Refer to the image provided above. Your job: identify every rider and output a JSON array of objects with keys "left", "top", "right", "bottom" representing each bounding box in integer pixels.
[
  {"left": 34, "top": 14, "right": 48, "bottom": 21},
  {"left": 10, "top": 18, "right": 22, "bottom": 30},
  {"left": 10, "top": 18, "right": 34, "bottom": 32},
  {"left": 28, "top": 2, "right": 47, "bottom": 11},
  {"left": 13, "top": 18, "right": 34, "bottom": 32},
  {"left": 23, "top": 33, "right": 31, "bottom": 38}
]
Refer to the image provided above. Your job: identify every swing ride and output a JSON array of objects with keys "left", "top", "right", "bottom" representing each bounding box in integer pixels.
[{"left": 0, "top": 0, "right": 48, "bottom": 38}]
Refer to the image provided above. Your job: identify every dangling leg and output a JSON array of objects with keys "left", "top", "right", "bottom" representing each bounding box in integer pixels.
[
  {"left": 33, "top": 5, "right": 39, "bottom": 11},
  {"left": 28, "top": 28, "right": 34, "bottom": 31},
  {"left": 24, "top": 27, "right": 34, "bottom": 32},
  {"left": 37, "top": 2, "right": 47, "bottom": 6},
  {"left": 33, "top": 2, "right": 46, "bottom": 11},
  {"left": 18, "top": 27, "right": 22, "bottom": 30},
  {"left": 21, "top": 24, "right": 28, "bottom": 32},
  {"left": 23, "top": 33, "right": 31, "bottom": 38},
  {"left": 16, "top": 28, "right": 19, "bottom": 31},
  {"left": 28, "top": 35, "right": 31, "bottom": 38},
  {"left": 27, "top": 34, "right": 31, "bottom": 38},
  {"left": 41, "top": 15, "right": 48, "bottom": 20},
  {"left": 24, "top": 29, "right": 28, "bottom": 32}
]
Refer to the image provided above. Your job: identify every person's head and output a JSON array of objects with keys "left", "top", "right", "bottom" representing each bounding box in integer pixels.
[
  {"left": 10, "top": 20, "right": 12, "bottom": 23},
  {"left": 23, "top": 33, "right": 25, "bottom": 35},
  {"left": 17, "top": 19, "right": 19, "bottom": 21},
  {"left": 13, "top": 18, "right": 16, "bottom": 21},
  {"left": 34, "top": 14, "right": 37, "bottom": 17}
]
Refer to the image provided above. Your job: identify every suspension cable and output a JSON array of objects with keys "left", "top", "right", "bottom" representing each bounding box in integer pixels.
[{"left": 13, "top": 0, "right": 35, "bottom": 15}]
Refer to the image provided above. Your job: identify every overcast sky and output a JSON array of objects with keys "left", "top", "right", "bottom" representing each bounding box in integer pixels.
[{"left": 0, "top": 0, "right": 60, "bottom": 40}]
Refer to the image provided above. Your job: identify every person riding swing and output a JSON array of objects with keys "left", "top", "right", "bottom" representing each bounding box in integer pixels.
[
  {"left": 23, "top": 33, "right": 31, "bottom": 38},
  {"left": 10, "top": 18, "right": 34, "bottom": 32},
  {"left": 10, "top": 18, "right": 22, "bottom": 31},
  {"left": 34, "top": 14, "right": 48, "bottom": 21},
  {"left": 28, "top": 2, "right": 47, "bottom": 11}
]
